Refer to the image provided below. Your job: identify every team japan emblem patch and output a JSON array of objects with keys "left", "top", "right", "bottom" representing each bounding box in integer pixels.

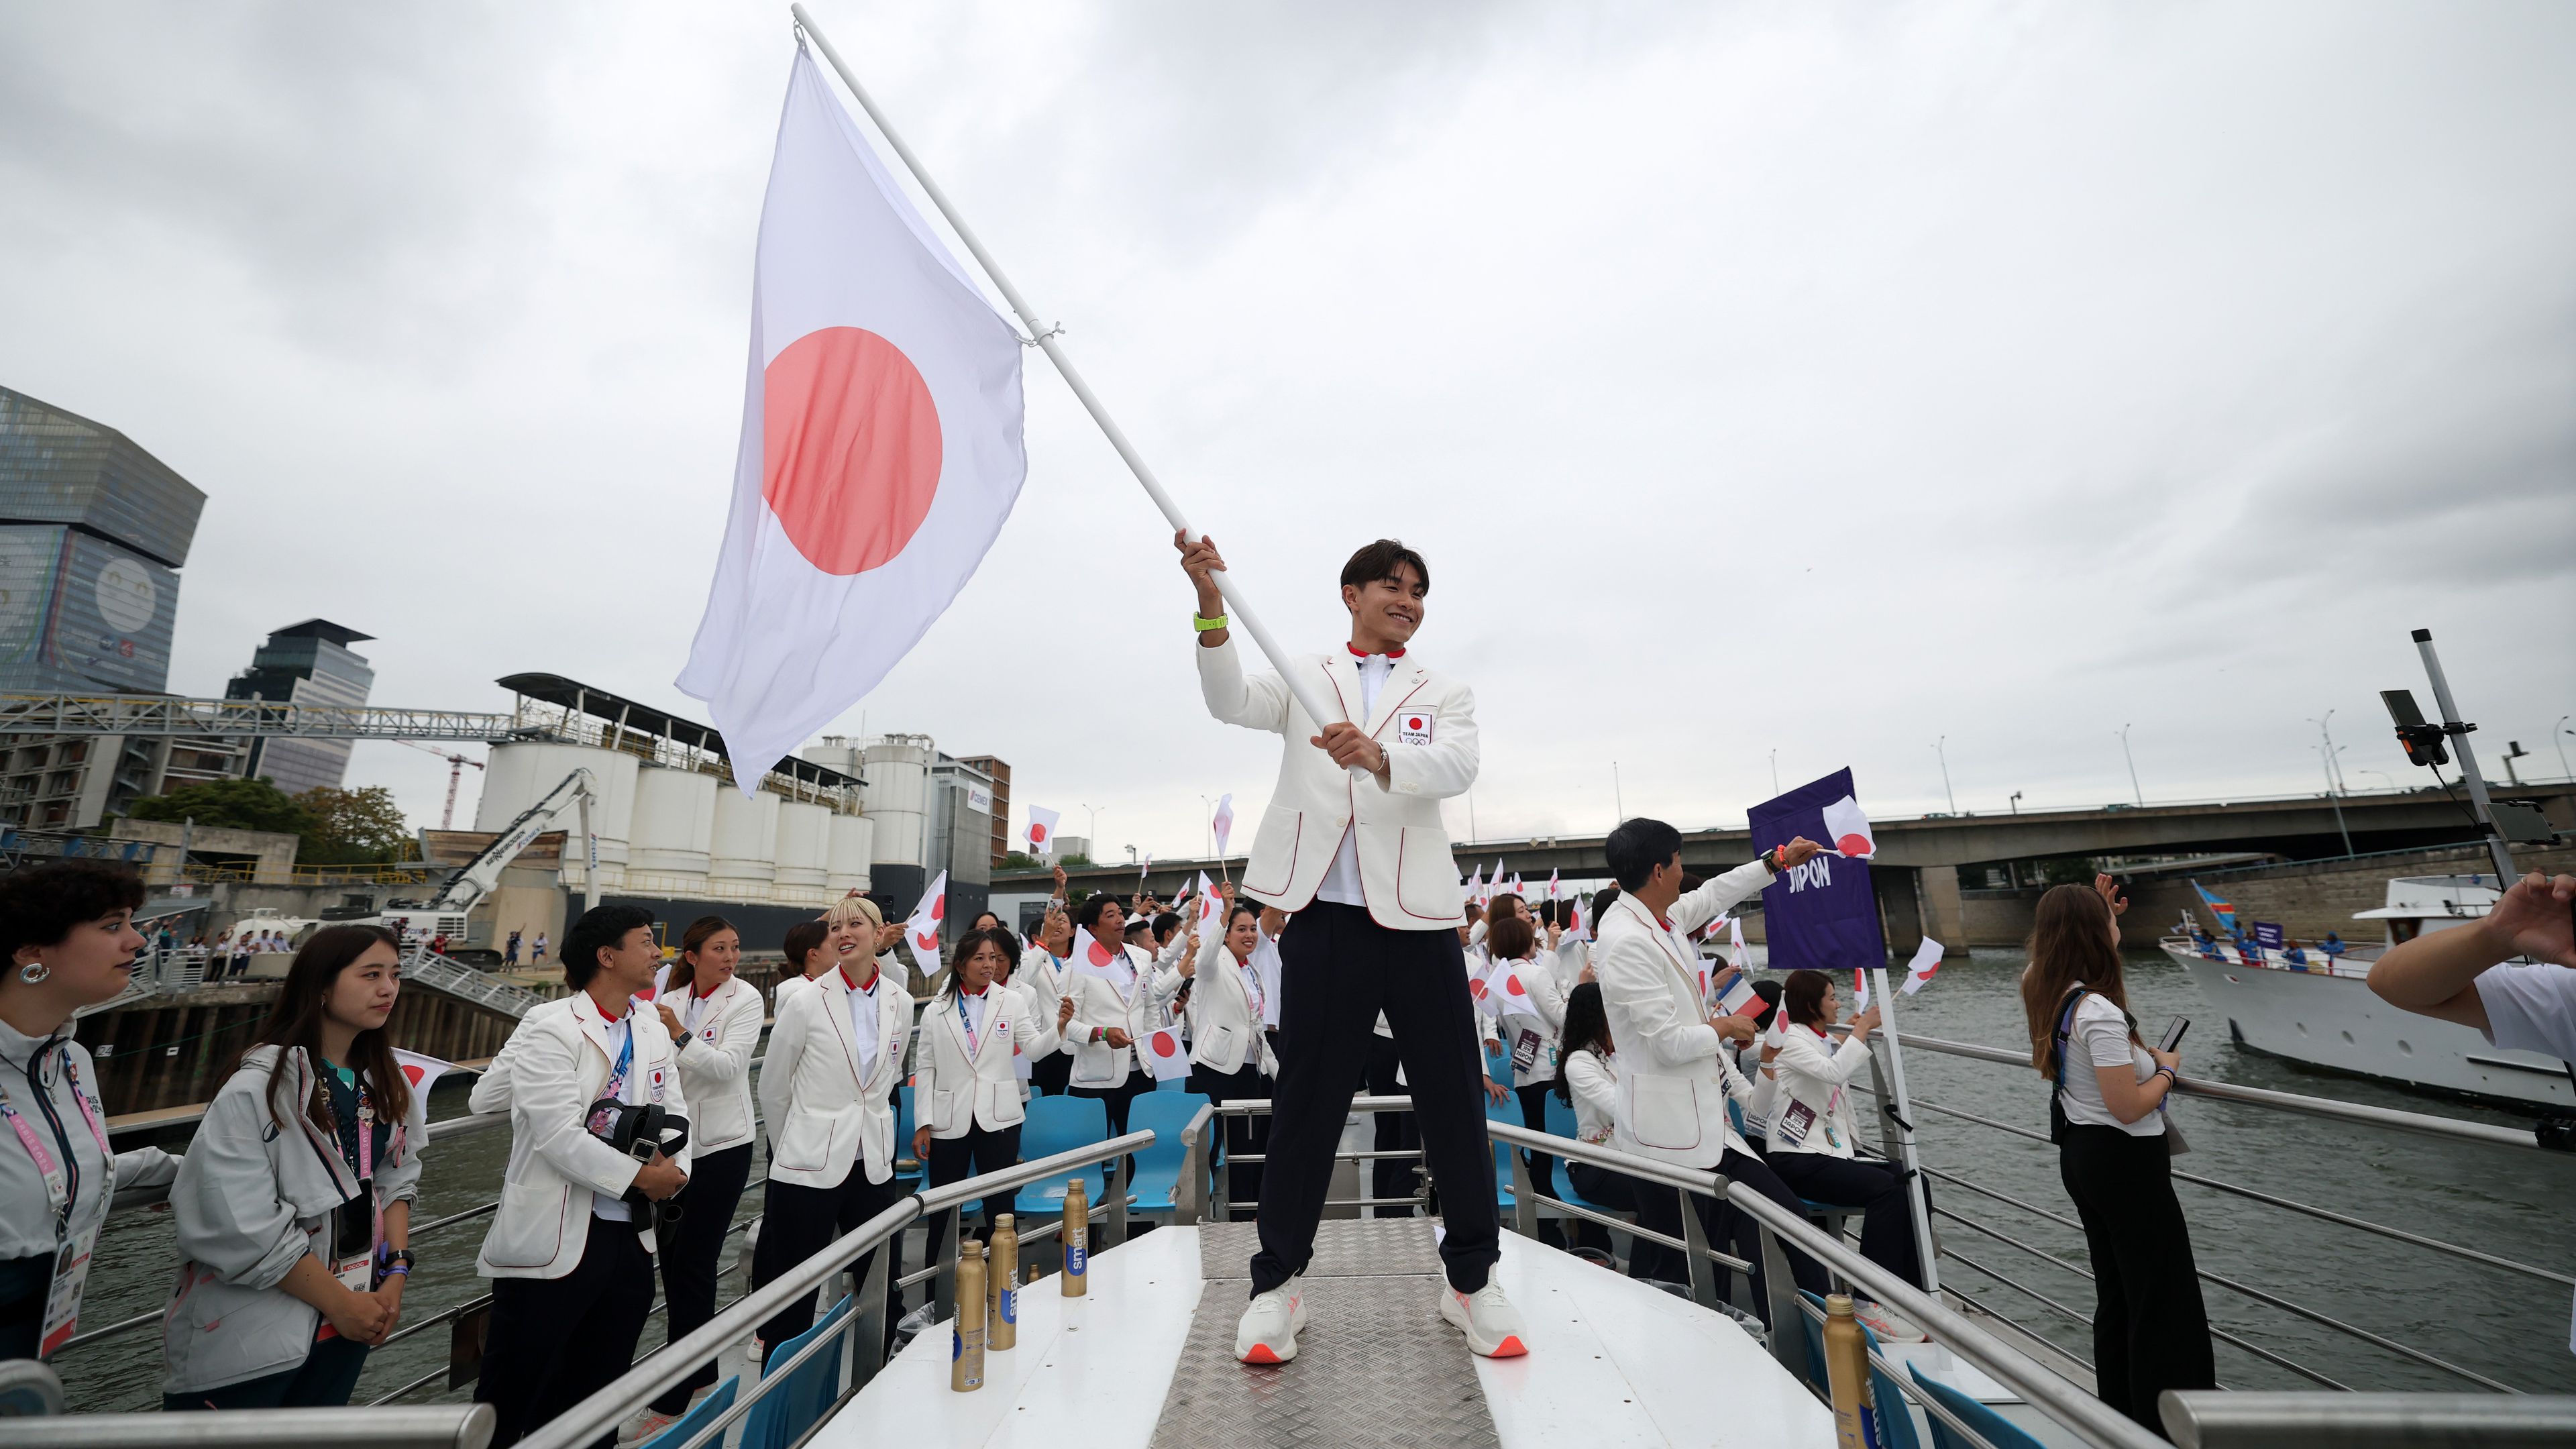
[{"left": 1397, "top": 711, "right": 1435, "bottom": 747}]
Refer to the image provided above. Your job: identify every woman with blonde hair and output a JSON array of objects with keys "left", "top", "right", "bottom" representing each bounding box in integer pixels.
[{"left": 2019, "top": 877, "right": 2211, "bottom": 1435}]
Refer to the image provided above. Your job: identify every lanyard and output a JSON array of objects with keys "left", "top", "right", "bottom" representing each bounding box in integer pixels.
[
  {"left": 1236, "top": 957, "right": 1265, "bottom": 1024},
  {"left": 957, "top": 991, "right": 984, "bottom": 1057},
  {"left": 1805, "top": 1026, "right": 1845, "bottom": 1116},
  {"left": 602, "top": 1020, "right": 635, "bottom": 1101},
  {"left": 0, "top": 1057, "right": 108, "bottom": 1240}
]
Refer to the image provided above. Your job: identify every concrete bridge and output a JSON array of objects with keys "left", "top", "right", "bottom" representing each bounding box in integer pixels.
[{"left": 996, "top": 780, "right": 2575, "bottom": 955}]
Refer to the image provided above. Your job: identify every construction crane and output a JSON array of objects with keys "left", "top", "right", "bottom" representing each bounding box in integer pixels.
[
  {"left": 371, "top": 768, "right": 601, "bottom": 946},
  {"left": 398, "top": 740, "right": 486, "bottom": 829}
]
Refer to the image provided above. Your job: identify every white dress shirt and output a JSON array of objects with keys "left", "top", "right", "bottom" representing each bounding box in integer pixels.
[
  {"left": 592, "top": 1015, "right": 637, "bottom": 1220},
  {"left": 1316, "top": 651, "right": 1395, "bottom": 907},
  {"left": 849, "top": 970, "right": 883, "bottom": 1079}
]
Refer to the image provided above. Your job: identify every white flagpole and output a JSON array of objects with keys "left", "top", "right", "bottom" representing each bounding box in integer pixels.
[
  {"left": 789, "top": 5, "right": 1346, "bottom": 739},
  {"left": 1868, "top": 964, "right": 1941, "bottom": 1297}
]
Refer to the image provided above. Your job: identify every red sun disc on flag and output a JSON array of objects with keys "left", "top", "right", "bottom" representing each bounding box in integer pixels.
[
  {"left": 1088, "top": 941, "right": 1114, "bottom": 967},
  {"left": 400, "top": 1064, "right": 426, "bottom": 1086},
  {"left": 1152, "top": 1031, "right": 1178, "bottom": 1055},
  {"left": 1030, "top": 822, "right": 1049, "bottom": 844},
  {"left": 914, "top": 929, "right": 936, "bottom": 951},
  {"left": 1505, "top": 975, "right": 1525, "bottom": 996},
  {"left": 761, "top": 325, "right": 943, "bottom": 576},
  {"left": 1837, "top": 834, "right": 1872, "bottom": 857},
  {"left": 928, "top": 894, "right": 945, "bottom": 922}
]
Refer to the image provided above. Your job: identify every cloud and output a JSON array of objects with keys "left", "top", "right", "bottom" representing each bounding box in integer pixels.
[{"left": 0, "top": 0, "right": 2568, "bottom": 855}]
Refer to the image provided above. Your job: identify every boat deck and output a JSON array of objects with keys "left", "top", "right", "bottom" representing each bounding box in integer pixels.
[{"left": 809, "top": 1218, "right": 1835, "bottom": 1448}]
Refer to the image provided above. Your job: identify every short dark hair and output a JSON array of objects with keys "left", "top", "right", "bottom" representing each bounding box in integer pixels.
[
  {"left": 1340, "top": 539, "right": 1429, "bottom": 595},
  {"left": 1589, "top": 885, "right": 1621, "bottom": 921},
  {"left": 0, "top": 860, "right": 144, "bottom": 973},
  {"left": 1153, "top": 911, "right": 1181, "bottom": 943},
  {"left": 1487, "top": 913, "right": 1535, "bottom": 961},
  {"left": 1604, "top": 818, "right": 1684, "bottom": 891},
  {"left": 1074, "top": 893, "right": 1125, "bottom": 937},
  {"left": 1782, "top": 969, "right": 1832, "bottom": 1028},
  {"left": 563, "top": 904, "right": 656, "bottom": 988}
]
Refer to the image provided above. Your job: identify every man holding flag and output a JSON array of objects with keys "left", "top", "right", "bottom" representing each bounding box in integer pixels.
[{"left": 1179, "top": 533, "right": 1523, "bottom": 1364}]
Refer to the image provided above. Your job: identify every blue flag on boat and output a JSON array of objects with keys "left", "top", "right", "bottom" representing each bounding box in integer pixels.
[{"left": 1750, "top": 768, "right": 1887, "bottom": 975}]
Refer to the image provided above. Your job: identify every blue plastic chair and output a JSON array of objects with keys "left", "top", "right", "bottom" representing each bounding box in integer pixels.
[
  {"left": 1124, "top": 1090, "right": 1208, "bottom": 1213},
  {"left": 1155, "top": 1073, "right": 1189, "bottom": 1091},
  {"left": 1910, "top": 1362, "right": 2043, "bottom": 1449},
  {"left": 741, "top": 1294, "right": 849, "bottom": 1449},
  {"left": 1790, "top": 1291, "right": 1924, "bottom": 1449},
  {"left": 1011, "top": 1094, "right": 1110, "bottom": 1218},
  {"left": 639, "top": 1375, "right": 738, "bottom": 1449}
]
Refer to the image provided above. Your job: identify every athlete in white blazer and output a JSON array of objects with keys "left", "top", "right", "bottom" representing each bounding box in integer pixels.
[
  {"left": 470, "top": 906, "right": 690, "bottom": 1447},
  {"left": 1548, "top": 982, "right": 1683, "bottom": 1285},
  {"left": 747, "top": 934, "right": 912, "bottom": 1364},
  {"left": 1179, "top": 532, "right": 1521, "bottom": 1365},
  {"left": 1589, "top": 816, "right": 1833, "bottom": 1325},
  {"left": 632, "top": 921, "right": 767, "bottom": 1431},
  {"left": 1062, "top": 894, "right": 1168, "bottom": 1139},
  {"left": 914, "top": 926, "right": 1071, "bottom": 1246},
  {"left": 1761, "top": 968, "right": 1925, "bottom": 1290},
  {"left": 1175, "top": 902, "right": 1281, "bottom": 1210}
]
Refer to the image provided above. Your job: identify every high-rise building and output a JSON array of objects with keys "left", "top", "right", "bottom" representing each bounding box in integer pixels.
[
  {"left": 955, "top": 754, "right": 1011, "bottom": 867},
  {"left": 226, "top": 620, "right": 376, "bottom": 795},
  {"left": 0, "top": 385, "right": 233, "bottom": 829}
]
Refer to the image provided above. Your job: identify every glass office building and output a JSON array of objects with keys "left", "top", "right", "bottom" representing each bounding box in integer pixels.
[{"left": 227, "top": 619, "right": 376, "bottom": 795}]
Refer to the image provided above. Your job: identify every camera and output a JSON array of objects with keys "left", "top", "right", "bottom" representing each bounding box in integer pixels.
[{"left": 587, "top": 1099, "right": 691, "bottom": 1227}]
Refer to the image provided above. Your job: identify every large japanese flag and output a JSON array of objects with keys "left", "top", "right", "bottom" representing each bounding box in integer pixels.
[
  {"left": 905, "top": 869, "right": 949, "bottom": 981},
  {"left": 678, "top": 49, "right": 1028, "bottom": 787}
]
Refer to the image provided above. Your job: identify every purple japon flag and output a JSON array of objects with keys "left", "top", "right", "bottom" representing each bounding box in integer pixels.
[{"left": 1749, "top": 767, "right": 1886, "bottom": 976}]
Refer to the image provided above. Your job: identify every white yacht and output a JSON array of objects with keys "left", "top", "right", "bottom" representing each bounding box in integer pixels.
[{"left": 2164, "top": 875, "right": 2573, "bottom": 1110}]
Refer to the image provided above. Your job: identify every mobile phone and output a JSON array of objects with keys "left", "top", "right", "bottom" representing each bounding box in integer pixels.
[{"left": 2158, "top": 1016, "right": 2190, "bottom": 1053}]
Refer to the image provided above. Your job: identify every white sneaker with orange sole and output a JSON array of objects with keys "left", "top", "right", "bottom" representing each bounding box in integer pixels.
[
  {"left": 1438, "top": 1280, "right": 1529, "bottom": 1357},
  {"left": 1235, "top": 1274, "right": 1308, "bottom": 1364}
]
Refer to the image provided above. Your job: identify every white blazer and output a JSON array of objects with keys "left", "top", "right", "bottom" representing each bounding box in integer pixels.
[
  {"left": 1492, "top": 952, "right": 1569, "bottom": 1089},
  {"left": 1195, "top": 636, "right": 1479, "bottom": 929},
  {"left": 666, "top": 974, "right": 765, "bottom": 1154},
  {"left": 914, "top": 983, "right": 1060, "bottom": 1137},
  {"left": 757, "top": 965, "right": 912, "bottom": 1189},
  {"left": 1591, "top": 859, "right": 1776, "bottom": 1170},
  {"left": 472, "top": 993, "right": 691, "bottom": 1280},
  {"left": 1766, "top": 1024, "right": 1870, "bottom": 1159},
  {"left": 1064, "top": 942, "right": 1169, "bottom": 1087},
  {"left": 1562, "top": 1046, "right": 1621, "bottom": 1145},
  {"left": 1186, "top": 933, "right": 1278, "bottom": 1077}
]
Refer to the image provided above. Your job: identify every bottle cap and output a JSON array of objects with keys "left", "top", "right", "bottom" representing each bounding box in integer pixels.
[{"left": 996, "top": 1214, "right": 1014, "bottom": 1229}]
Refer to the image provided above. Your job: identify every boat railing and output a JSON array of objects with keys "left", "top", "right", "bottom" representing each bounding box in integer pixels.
[
  {"left": 1188, "top": 1092, "right": 1431, "bottom": 1223},
  {"left": 1848, "top": 1026, "right": 2572, "bottom": 1403},
  {"left": 7, "top": 1129, "right": 1158, "bottom": 1448},
  {"left": 2161, "top": 934, "right": 2377, "bottom": 978}
]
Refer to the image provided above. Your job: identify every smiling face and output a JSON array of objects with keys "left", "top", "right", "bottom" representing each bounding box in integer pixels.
[
  {"left": 829, "top": 913, "right": 877, "bottom": 964},
  {"left": 1226, "top": 911, "right": 1261, "bottom": 961},
  {"left": 1343, "top": 559, "right": 1426, "bottom": 651},
  {"left": 957, "top": 939, "right": 1005, "bottom": 993}
]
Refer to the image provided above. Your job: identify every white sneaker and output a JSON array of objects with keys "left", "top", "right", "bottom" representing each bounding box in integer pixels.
[
  {"left": 1438, "top": 1279, "right": 1529, "bottom": 1358},
  {"left": 616, "top": 1407, "right": 678, "bottom": 1446},
  {"left": 1235, "top": 1275, "right": 1307, "bottom": 1364},
  {"left": 1854, "top": 1300, "right": 1927, "bottom": 1342}
]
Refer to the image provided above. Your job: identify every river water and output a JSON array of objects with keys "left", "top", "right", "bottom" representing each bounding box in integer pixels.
[{"left": 50, "top": 949, "right": 2576, "bottom": 1411}]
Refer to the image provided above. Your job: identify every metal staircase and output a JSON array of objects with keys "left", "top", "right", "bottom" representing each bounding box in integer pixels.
[{"left": 402, "top": 947, "right": 551, "bottom": 1018}]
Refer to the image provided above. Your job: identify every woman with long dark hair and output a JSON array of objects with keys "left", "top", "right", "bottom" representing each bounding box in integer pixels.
[
  {"left": 162, "top": 924, "right": 425, "bottom": 1409},
  {"left": 1547, "top": 982, "right": 1683, "bottom": 1281},
  {"left": 1762, "top": 969, "right": 1924, "bottom": 1303},
  {"left": 0, "top": 861, "right": 177, "bottom": 1362},
  {"left": 1178, "top": 902, "right": 1277, "bottom": 1211},
  {"left": 912, "top": 928, "right": 1070, "bottom": 1248},
  {"left": 2020, "top": 878, "right": 2212, "bottom": 1436},
  {"left": 629, "top": 916, "right": 765, "bottom": 1437}
]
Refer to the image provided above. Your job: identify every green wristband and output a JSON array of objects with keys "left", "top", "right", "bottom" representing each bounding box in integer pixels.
[{"left": 1192, "top": 613, "right": 1228, "bottom": 632}]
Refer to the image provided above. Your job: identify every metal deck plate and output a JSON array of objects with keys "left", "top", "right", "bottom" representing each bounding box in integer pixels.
[
  {"left": 1194, "top": 1218, "right": 1444, "bottom": 1281},
  {"left": 1152, "top": 1220, "right": 1499, "bottom": 1449}
]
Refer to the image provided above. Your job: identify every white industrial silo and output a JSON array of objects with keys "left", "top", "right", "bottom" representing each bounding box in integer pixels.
[
  {"left": 629, "top": 766, "right": 716, "bottom": 889},
  {"left": 825, "top": 812, "right": 874, "bottom": 894},
  {"left": 708, "top": 787, "right": 782, "bottom": 889},
  {"left": 773, "top": 800, "right": 832, "bottom": 890},
  {"left": 861, "top": 739, "right": 930, "bottom": 869},
  {"left": 472, "top": 741, "right": 638, "bottom": 876}
]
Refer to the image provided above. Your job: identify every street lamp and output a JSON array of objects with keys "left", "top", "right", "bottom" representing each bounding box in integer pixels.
[
  {"left": 1081, "top": 804, "right": 1108, "bottom": 853},
  {"left": 1768, "top": 749, "right": 1780, "bottom": 797},
  {"left": 2359, "top": 769, "right": 2396, "bottom": 794},
  {"left": 1612, "top": 761, "right": 1624, "bottom": 824},
  {"left": 2316, "top": 740, "right": 2353, "bottom": 857},
  {"left": 2118, "top": 724, "right": 2143, "bottom": 808},
  {"left": 2009, "top": 790, "right": 2023, "bottom": 816},
  {"left": 2306, "top": 712, "right": 2351, "bottom": 796},
  {"left": 1933, "top": 737, "right": 1956, "bottom": 815}
]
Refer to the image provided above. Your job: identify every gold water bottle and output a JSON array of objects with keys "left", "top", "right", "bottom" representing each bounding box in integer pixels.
[
  {"left": 1823, "top": 1293, "right": 1872, "bottom": 1449},
  {"left": 1062, "top": 1178, "right": 1089, "bottom": 1297},
  {"left": 988, "top": 1214, "right": 1020, "bottom": 1350},
  {"left": 951, "top": 1238, "right": 987, "bottom": 1392}
]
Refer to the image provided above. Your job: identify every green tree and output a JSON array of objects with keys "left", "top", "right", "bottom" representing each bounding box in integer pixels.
[
  {"left": 297, "top": 786, "right": 415, "bottom": 864},
  {"left": 999, "top": 850, "right": 1044, "bottom": 871},
  {"left": 123, "top": 777, "right": 309, "bottom": 836},
  {"left": 1059, "top": 851, "right": 1093, "bottom": 869}
]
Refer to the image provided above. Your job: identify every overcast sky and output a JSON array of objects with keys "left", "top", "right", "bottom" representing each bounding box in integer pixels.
[{"left": 3, "top": 1, "right": 2570, "bottom": 861}]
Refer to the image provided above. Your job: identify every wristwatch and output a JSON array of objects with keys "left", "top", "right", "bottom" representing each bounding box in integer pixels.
[{"left": 377, "top": 1246, "right": 415, "bottom": 1273}]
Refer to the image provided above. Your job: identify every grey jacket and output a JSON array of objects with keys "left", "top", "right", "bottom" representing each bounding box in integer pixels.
[
  {"left": 160, "top": 1045, "right": 427, "bottom": 1396},
  {"left": 0, "top": 1017, "right": 174, "bottom": 1264}
]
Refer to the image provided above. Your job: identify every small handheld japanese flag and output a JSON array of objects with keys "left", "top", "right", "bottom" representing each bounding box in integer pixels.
[
  {"left": 1901, "top": 937, "right": 1945, "bottom": 995},
  {"left": 1195, "top": 871, "right": 1222, "bottom": 930},
  {"left": 906, "top": 870, "right": 949, "bottom": 981},
  {"left": 1212, "top": 794, "right": 1235, "bottom": 857},
  {"left": 1852, "top": 965, "right": 1871, "bottom": 1012},
  {"left": 1142, "top": 1026, "right": 1191, "bottom": 1081},
  {"left": 1479, "top": 959, "right": 1537, "bottom": 1020},
  {"left": 677, "top": 50, "right": 1028, "bottom": 791},
  {"left": 1026, "top": 806, "right": 1061, "bottom": 855},
  {"left": 1462, "top": 863, "right": 1482, "bottom": 902},
  {"left": 1069, "top": 927, "right": 1134, "bottom": 1000},
  {"left": 1822, "top": 794, "right": 1875, "bottom": 858},
  {"left": 1566, "top": 896, "right": 1589, "bottom": 943},
  {"left": 1728, "top": 914, "right": 1748, "bottom": 965},
  {"left": 394, "top": 1049, "right": 457, "bottom": 1095},
  {"left": 1546, "top": 869, "right": 1560, "bottom": 902}
]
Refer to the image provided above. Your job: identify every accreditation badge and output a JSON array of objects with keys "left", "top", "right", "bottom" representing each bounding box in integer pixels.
[
  {"left": 38, "top": 1222, "right": 99, "bottom": 1358},
  {"left": 1396, "top": 712, "right": 1435, "bottom": 747}
]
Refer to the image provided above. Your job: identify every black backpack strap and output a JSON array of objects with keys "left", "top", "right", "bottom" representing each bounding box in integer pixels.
[{"left": 2050, "top": 983, "right": 2090, "bottom": 1102}]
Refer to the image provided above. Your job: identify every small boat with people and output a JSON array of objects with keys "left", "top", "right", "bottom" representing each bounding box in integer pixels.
[{"left": 2163, "top": 875, "right": 2574, "bottom": 1110}]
